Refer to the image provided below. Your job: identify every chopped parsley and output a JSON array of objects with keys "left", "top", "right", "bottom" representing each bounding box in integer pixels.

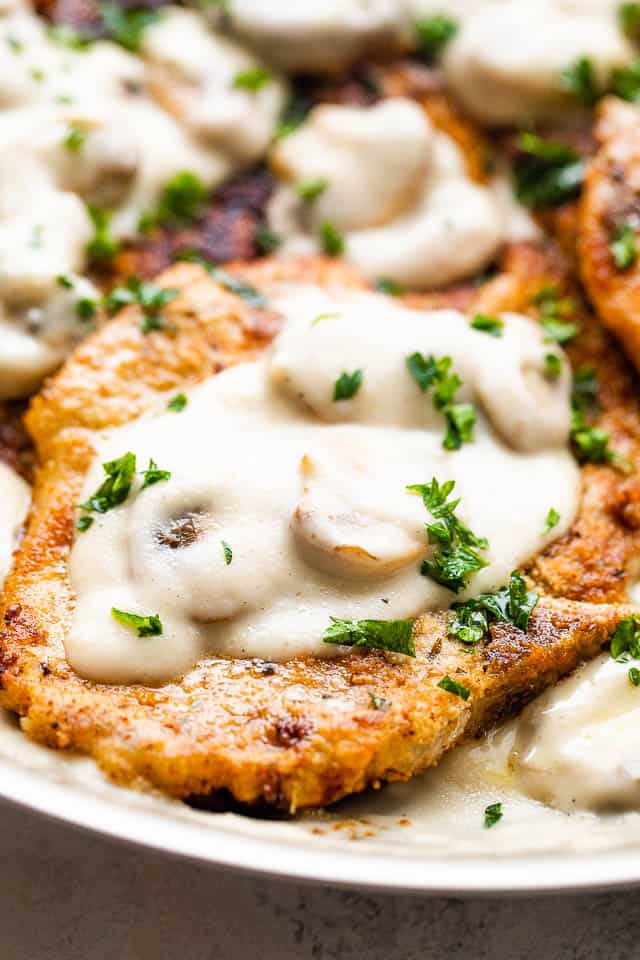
[
  {"left": 111, "top": 608, "right": 163, "bottom": 637},
  {"left": 543, "top": 507, "right": 560, "bottom": 534},
  {"left": 167, "top": 392, "right": 188, "bottom": 413},
  {"left": 30, "top": 67, "right": 44, "bottom": 82},
  {"left": 86, "top": 206, "right": 119, "bottom": 264},
  {"left": 221, "top": 540, "right": 233, "bottom": 565},
  {"left": 56, "top": 274, "right": 74, "bottom": 290},
  {"left": 75, "top": 297, "right": 97, "bottom": 320},
  {"left": 532, "top": 285, "right": 579, "bottom": 345},
  {"left": 569, "top": 368, "right": 625, "bottom": 467},
  {"left": 543, "top": 353, "right": 563, "bottom": 379},
  {"left": 233, "top": 67, "right": 271, "bottom": 92},
  {"left": 611, "top": 60, "right": 640, "bottom": 102},
  {"left": 560, "top": 56, "right": 598, "bottom": 107},
  {"left": 629, "top": 666, "right": 640, "bottom": 686},
  {"left": 333, "top": 369, "right": 363, "bottom": 401},
  {"left": 320, "top": 221, "right": 345, "bottom": 257},
  {"left": 471, "top": 313, "right": 503, "bottom": 337},
  {"left": 513, "top": 133, "right": 585, "bottom": 209},
  {"left": 63, "top": 123, "right": 87, "bottom": 152},
  {"left": 311, "top": 311, "right": 340, "bottom": 327},
  {"left": 6, "top": 34, "right": 24, "bottom": 53},
  {"left": 78, "top": 451, "right": 137, "bottom": 517},
  {"left": 174, "top": 250, "right": 267, "bottom": 308},
  {"left": 47, "top": 23, "right": 91, "bottom": 50},
  {"left": 76, "top": 515, "right": 94, "bottom": 532},
  {"left": 406, "top": 352, "right": 476, "bottom": 450},
  {"left": 99, "top": 2, "right": 160, "bottom": 52},
  {"left": 296, "top": 178, "right": 328, "bottom": 202},
  {"left": 414, "top": 14, "right": 458, "bottom": 62},
  {"left": 620, "top": 3, "right": 640, "bottom": 43},
  {"left": 610, "top": 223, "right": 638, "bottom": 271},
  {"left": 484, "top": 802, "right": 503, "bottom": 828},
  {"left": 140, "top": 458, "right": 171, "bottom": 490},
  {"left": 437, "top": 675, "right": 470, "bottom": 700},
  {"left": 254, "top": 223, "right": 281, "bottom": 254},
  {"left": 275, "top": 92, "right": 309, "bottom": 140},
  {"left": 368, "top": 692, "right": 391, "bottom": 710},
  {"left": 376, "top": 278, "right": 404, "bottom": 296},
  {"left": 407, "top": 478, "right": 488, "bottom": 593},
  {"left": 448, "top": 571, "right": 539, "bottom": 646},
  {"left": 609, "top": 615, "right": 640, "bottom": 661},
  {"left": 140, "top": 172, "right": 207, "bottom": 233},
  {"left": 323, "top": 617, "right": 416, "bottom": 657},
  {"left": 105, "top": 276, "right": 178, "bottom": 334}
]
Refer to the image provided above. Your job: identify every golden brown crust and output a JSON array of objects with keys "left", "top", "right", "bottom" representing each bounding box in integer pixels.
[
  {"left": 1, "top": 250, "right": 638, "bottom": 810},
  {"left": 579, "top": 97, "right": 640, "bottom": 372}
]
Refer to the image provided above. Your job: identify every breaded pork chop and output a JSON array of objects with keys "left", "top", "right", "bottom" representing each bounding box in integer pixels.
[
  {"left": 579, "top": 97, "right": 640, "bottom": 372},
  {"left": 1, "top": 251, "right": 639, "bottom": 811}
]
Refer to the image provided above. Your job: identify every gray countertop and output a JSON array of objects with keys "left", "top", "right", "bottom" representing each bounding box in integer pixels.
[{"left": 1, "top": 798, "right": 639, "bottom": 960}]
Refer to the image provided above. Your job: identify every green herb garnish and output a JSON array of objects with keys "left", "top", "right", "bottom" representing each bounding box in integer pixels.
[
  {"left": 532, "top": 285, "right": 579, "bottom": 344},
  {"left": 513, "top": 133, "right": 584, "bottom": 209},
  {"left": 543, "top": 353, "right": 563, "bottom": 379},
  {"left": 376, "top": 278, "right": 404, "bottom": 296},
  {"left": 105, "top": 276, "right": 178, "bottom": 333},
  {"left": 484, "top": 802, "right": 503, "bottom": 828},
  {"left": 406, "top": 353, "right": 476, "bottom": 450},
  {"left": 233, "top": 67, "right": 270, "bottom": 92},
  {"left": 611, "top": 60, "right": 640, "bottom": 101},
  {"left": 140, "top": 458, "right": 171, "bottom": 490},
  {"left": 323, "top": 617, "right": 416, "bottom": 657},
  {"left": 368, "top": 692, "right": 390, "bottom": 710},
  {"left": 76, "top": 515, "right": 94, "bottom": 532},
  {"left": 47, "top": 23, "right": 91, "bottom": 49},
  {"left": 320, "top": 221, "right": 345, "bottom": 256},
  {"left": 63, "top": 123, "right": 87, "bottom": 152},
  {"left": 437, "top": 675, "right": 470, "bottom": 700},
  {"left": 610, "top": 615, "right": 640, "bottom": 661},
  {"left": 174, "top": 250, "right": 267, "bottom": 308},
  {"left": 75, "top": 297, "right": 97, "bottom": 320},
  {"left": 99, "top": 2, "right": 160, "bottom": 52},
  {"left": 221, "top": 540, "right": 233, "bottom": 565},
  {"left": 111, "top": 607, "right": 163, "bottom": 637},
  {"left": 56, "top": 274, "right": 74, "bottom": 290},
  {"left": 140, "top": 171, "right": 207, "bottom": 233},
  {"left": 254, "top": 223, "right": 281, "bottom": 254},
  {"left": 86, "top": 206, "right": 119, "bottom": 264},
  {"left": 333, "top": 369, "right": 363, "bottom": 401},
  {"left": 408, "top": 478, "right": 488, "bottom": 593},
  {"left": 414, "top": 14, "right": 458, "bottom": 62},
  {"left": 629, "top": 666, "right": 640, "bottom": 686},
  {"left": 448, "top": 570, "right": 539, "bottom": 645},
  {"left": 543, "top": 507, "right": 560, "bottom": 534},
  {"left": 560, "top": 56, "right": 598, "bottom": 107},
  {"left": 620, "top": 3, "right": 640, "bottom": 43},
  {"left": 471, "top": 313, "right": 503, "bottom": 337},
  {"left": 296, "top": 178, "right": 328, "bottom": 202},
  {"left": 167, "top": 393, "right": 188, "bottom": 413},
  {"left": 78, "top": 451, "right": 137, "bottom": 517},
  {"left": 611, "top": 223, "right": 638, "bottom": 270}
]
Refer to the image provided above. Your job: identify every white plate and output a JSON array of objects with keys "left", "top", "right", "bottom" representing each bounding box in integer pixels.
[{"left": 1, "top": 709, "right": 640, "bottom": 895}]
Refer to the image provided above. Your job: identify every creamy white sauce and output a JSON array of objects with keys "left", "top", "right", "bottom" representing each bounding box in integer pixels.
[
  {"left": 68, "top": 284, "right": 578, "bottom": 684},
  {"left": 269, "top": 98, "right": 505, "bottom": 289},
  {"left": 0, "top": 461, "right": 30, "bottom": 584},
  {"left": 441, "top": 0, "right": 634, "bottom": 125},
  {"left": 213, "top": 0, "right": 409, "bottom": 73},
  {"left": 0, "top": 3, "right": 286, "bottom": 396}
]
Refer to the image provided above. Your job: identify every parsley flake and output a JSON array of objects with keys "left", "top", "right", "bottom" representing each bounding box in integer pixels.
[
  {"left": 610, "top": 615, "right": 640, "bottom": 662},
  {"left": 320, "top": 221, "right": 344, "bottom": 256},
  {"left": 368, "top": 692, "right": 391, "bottom": 710},
  {"left": 414, "top": 14, "right": 458, "bottom": 62},
  {"left": 376, "top": 278, "right": 404, "bottom": 296},
  {"left": 543, "top": 352, "right": 563, "bottom": 379},
  {"left": 570, "top": 369, "right": 624, "bottom": 467},
  {"left": 56, "top": 274, "right": 74, "bottom": 290},
  {"left": 296, "top": 178, "right": 328, "bottom": 202},
  {"left": 76, "top": 515, "right": 94, "bottom": 532},
  {"left": 484, "top": 802, "right": 503, "bottom": 828},
  {"left": 111, "top": 608, "right": 163, "bottom": 637},
  {"left": 140, "top": 458, "right": 171, "bottom": 490},
  {"left": 611, "top": 223, "right": 638, "bottom": 270},
  {"left": 254, "top": 223, "right": 281, "bottom": 254},
  {"left": 86, "top": 206, "right": 119, "bottom": 264},
  {"left": 448, "top": 571, "right": 539, "bottom": 646},
  {"left": 611, "top": 60, "right": 640, "bottom": 101},
  {"left": 105, "top": 277, "right": 178, "bottom": 334},
  {"left": 78, "top": 451, "right": 137, "bottom": 518},
  {"left": 560, "top": 56, "right": 598, "bottom": 107},
  {"left": 221, "top": 540, "right": 233, "bottom": 565},
  {"left": 437, "top": 675, "right": 470, "bottom": 700},
  {"left": 629, "top": 666, "right": 640, "bottom": 686},
  {"left": 140, "top": 172, "right": 207, "bottom": 233},
  {"left": 333, "top": 369, "right": 363, "bottom": 402},
  {"left": 471, "top": 313, "right": 503, "bottom": 337},
  {"left": 532, "top": 285, "right": 579, "bottom": 344},
  {"left": 620, "top": 3, "right": 640, "bottom": 43},
  {"left": 174, "top": 250, "right": 267, "bottom": 308},
  {"left": 544, "top": 507, "right": 560, "bottom": 534},
  {"left": 167, "top": 393, "right": 188, "bottom": 413},
  {"left": 323, "top": 617, "right": 416, "bottom": 657},
  {"left": 75, "top": 297, "right": 97, "bottom": 320},
  {"left": 406, "top": 353, "right": 476, "bottom": 450},
  {"left": 513, "top": 133, "right": 584, "bottom": 209},
  {"left": 233, "top": 67, "right": 271, "bottom": 92},
  {"left": 408, "top": 478, "right": 488, "bottom": 593},
  {"left": 99, "top": 2, "right": 160, "bottom": 52},
  {"left": 63, "top": 123, "right": 87, "bottom": 152}
]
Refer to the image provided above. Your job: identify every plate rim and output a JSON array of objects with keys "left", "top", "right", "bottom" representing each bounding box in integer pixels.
[{"left": 2, "top": 753, "right": 640, "bottom": 896}]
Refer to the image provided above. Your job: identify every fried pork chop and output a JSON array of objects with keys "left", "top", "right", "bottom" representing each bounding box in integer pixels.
[{"left": 0, "top": 250, "right": 638, "bottom": 811}]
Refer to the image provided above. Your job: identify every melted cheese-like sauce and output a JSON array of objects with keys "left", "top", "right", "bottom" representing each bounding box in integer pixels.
[
  {"left": 68, "top": 284, "right": 578, "bottom": 685},
  {"left": 441, "top": 0, "right": 634, "bottom": 125},
  {"left": 0, "top": 3, "right": 285, "bottom": 396},
  {"left": 213, "top": 0, "right": 409, "bottom": 73},
  {"left": 269, "top": 99, "right": 505, "bottom": 289},
  {"left": 0, "top": 462, "right": 30, "bottom": 584}
]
